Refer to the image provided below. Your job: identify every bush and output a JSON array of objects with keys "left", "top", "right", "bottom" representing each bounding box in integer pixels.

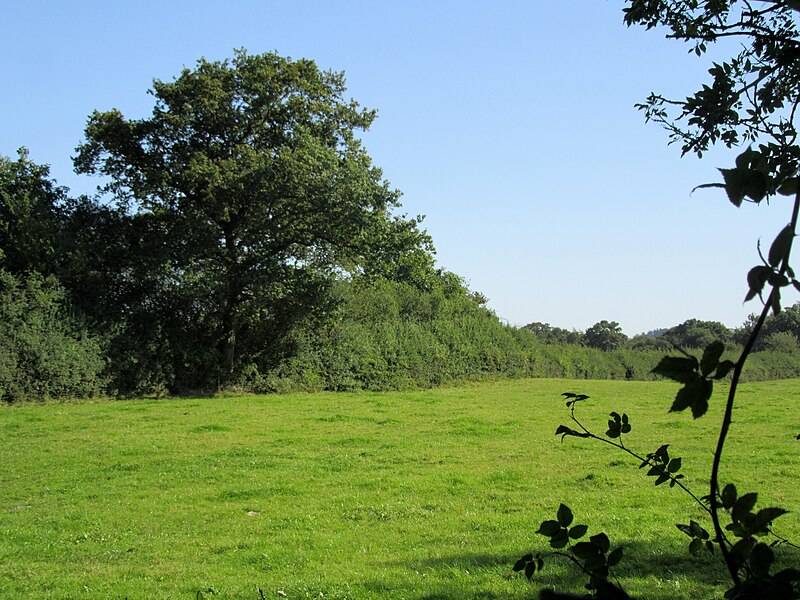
[{"left": 0, "top": 269, "right": 105, "bottom": 402}]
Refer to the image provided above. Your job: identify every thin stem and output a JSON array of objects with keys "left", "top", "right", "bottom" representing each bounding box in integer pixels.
[
  {"left": 568, "top": 412, "right": 710, "bottom": 513},
  {"left": 709, "top": 185, "right": 800, "bottom": 585}
]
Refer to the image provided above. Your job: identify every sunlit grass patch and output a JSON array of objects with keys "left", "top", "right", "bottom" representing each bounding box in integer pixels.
[{"left": 1, "top": 378, "right": 798, "bottom": 598}]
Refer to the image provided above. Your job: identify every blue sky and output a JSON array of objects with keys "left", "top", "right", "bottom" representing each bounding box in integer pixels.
[{"left": 2, "top": 1, "right": 794, "bottom": 335}]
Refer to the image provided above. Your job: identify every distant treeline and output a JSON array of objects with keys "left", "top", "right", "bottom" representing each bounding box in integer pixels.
[{"left": 521, "top": 313, "right": 800, "bottom": 354}]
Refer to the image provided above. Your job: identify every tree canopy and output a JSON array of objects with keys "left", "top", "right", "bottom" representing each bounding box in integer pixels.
[
  {"left": 74, "top": 50, "right": 431, "bottom": 384},
  {"left": 0, "top": 149, "right": 65, "bottom": 276},
  {"left": 583, "top": 320, "right": 628, "bottom": 351}
]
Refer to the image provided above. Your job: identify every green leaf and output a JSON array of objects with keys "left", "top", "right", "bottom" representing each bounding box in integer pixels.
[
  {"left": 700, "top": 341, "right": 724, "bottom": 376},
  {"left": 689, "top": 538, "right": 704, "bottom": 556},
  {"left": 735, "top": 147, "right": 754, "bottom": 170},
  {"left": 524, "top": 561, "right": 536, "bottom": 579},
  {"left": 667, "top": 457, "right": 682, "bottom": 473},
  {"left": 718, "top": 166, "right": 767, "bottom": 204},
  {"left": 550, "top": 530, "right": 569, "bottom": 549},
  {"left": 652, "top": 356, "right": 699, "bottom": 383},
  {"left": 569, "top": 524, "right": 589, "bottom": 539},
  {"left": 585, "top": 554, "right": 607, "bottom": 572},
  {"left": 607, "top": 547, "right": 623, "bottom": 567},
  {"left": 690, "top": 520, "right": 709, "bottom": 540},
  {"left": 750, "top": 543, "right": 775, "bottom": 577},
  {"left": 774, "top": 568, "right": 800, "bottom": 582},
  {"left": 555, "top": 425, "right": 588, "bottom": 441},
  {"left": 557, "top": 504, "right": 574, "bottom": 527},
  {"left": 590, "top": 532, "right": 610, "bottom": 553},
  {"left": 768, "top": 272, "right": 790, "bottom": 287},
  {"left": 719, "top": 168, "right": 747, "bottom": 206},
  {"left": 715, "top": 360, "right": 735, "bottom": 380},
  {"left": 732, "top": 492, "right": 758, "bottom": 522},
  {"left": 721, "top": 483, "right": 738, "bottom": 509},
  {"left": 744, "top": 170, "right": 768, "bottom": 202},
  {"left": 512, "top": 556, "right": 529, "bottom": 572},
  {"left": 778, "top": 177, "right": 798, "bottom": 197},
  {"left": 751, "top": 507, "right": 789, "bottom": 533},
  {"left": 768, "top": 225, "right": 794, "bottom": 268},
  {"left": 731, "top": 537, "right": 756, "bottom": 561},
  {"left": 571, "top": 541, "right": 599, "bottom": 559},
  {"left": 670, "top": 377, "right": 713, "bottom": 418},
  {"left": 536, "top": 520, "right": 562, "bottom": 537},
  {"left": 745, "top": 266, "right": 772, "bottom": 302}
]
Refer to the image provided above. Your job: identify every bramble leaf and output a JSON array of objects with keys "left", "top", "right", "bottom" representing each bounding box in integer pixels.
[
  {"left": 768, "top": 225, "right": 794, "bottom": 268},
  {"left": 751, "top": 507, "right": 789, "bottom": 533},
  {"left": 700, "top": 341, "right": 724, "bottom": 377},
  {"left": 571, "top": 541, "right": 599, "bottom": 559},
  {"left": 607, "top": 547, "right": 623, "bottom": 567},
  {"left": 774, "top": 568, "right": 800, "bottom": 582},
  {"left": 524, "top": 561, "right": 536, "bottom": 579},
  {"left": 719, "top": 168, "right": 747, "bottom": 206},
  {"left": 569, "top": 524, "right": 589, "bottom": 539},
  {"left": 715, "top": 360, "right": 735, "bottom": 379},
  {"left": 721, "top": 483, "right": 737, "bottom": 509},
  {"left": 537, "top": 520, "right": 562, "bottom": 537},
  {"left": 652, "top": 356, "right": 699, "bottom": 383},
  {"left": 745, "top": 265, "right": 772, "bottom": 302},
  {"left": 689, "top": 538, "right": 704, "bottom": 556},
  {"left": 550, "top": 530, "right": 569, "bottom": 549},
  {"left": 512, "top": 555, "right": 531, "bottom": 571},
  {"left": 555, "top": 425, "right": 589, "bottom": 441},
  {"left": 732, "top": 492, "right": 758, "bottom": 522},
  {"left": 778, "top": 177, "right": 798, "bottom": 197},
  {"left": 590, "top": 532, "right": 610, "bottom": 553},
  {"left": 557, "top": 504, "right": 574, "bottom": 527},
  {"left": 670, "top": 377, "right": 713, "bottom": 418}
]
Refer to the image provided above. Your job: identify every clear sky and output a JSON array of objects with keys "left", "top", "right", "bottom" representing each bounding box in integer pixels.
[{"left": 2, "top": 1, "right": 794, "bottom": 335}]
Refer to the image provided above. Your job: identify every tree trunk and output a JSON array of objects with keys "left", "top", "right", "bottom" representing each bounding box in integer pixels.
[{"left": 219, "top": 224, "right": 241, "bottom": 382}]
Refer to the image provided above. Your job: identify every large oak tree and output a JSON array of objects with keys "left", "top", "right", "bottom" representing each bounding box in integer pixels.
[{"left": 75, "top": 50, "right": 425, "bottom": 382}]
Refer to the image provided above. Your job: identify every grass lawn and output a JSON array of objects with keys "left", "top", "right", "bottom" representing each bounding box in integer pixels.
[{"left": 1, "top": 378, "right": 798, "bottom": 599}]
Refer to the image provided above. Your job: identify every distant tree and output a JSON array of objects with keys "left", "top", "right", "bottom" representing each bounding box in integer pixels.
[
  {"left": 0, "top": 149, "right": 65, "bottom": 276},
  {"left": 583, "top": 320, "right": 627, "bottom": 351},
  {"left": 522, "top": 322, "right": 583, "bottom": 345},
  {"left": 661, "top": 319, "right": 733, "bottom": 349},
  {"left": 762, "top": 330, "right": 800, "bottom": 353},
  {"left": 74, "top": 50, "right": 430, "bottom": 385},
  {"left": 737, "top": 302, "right": 800, "bottom": 351},
  {"left": 626, "top": 333, "right": 671, "bottom": 351}
]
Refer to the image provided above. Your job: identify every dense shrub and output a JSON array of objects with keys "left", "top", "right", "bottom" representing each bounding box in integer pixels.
[
  {"left": 246, "top": 277, "right": 537, "bottom": 392},
  {"left": 0, "top": 269, "right": 105, "bottom": 402}
]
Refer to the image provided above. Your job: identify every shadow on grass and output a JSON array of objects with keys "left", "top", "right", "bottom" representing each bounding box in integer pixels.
[{"left": 373, "top": 541, "right": 800, "bottom": 600}]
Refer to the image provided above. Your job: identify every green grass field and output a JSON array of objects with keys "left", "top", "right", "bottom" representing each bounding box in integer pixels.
[{"left": 2, "top": 379, "right": 798, "bottom": 599}]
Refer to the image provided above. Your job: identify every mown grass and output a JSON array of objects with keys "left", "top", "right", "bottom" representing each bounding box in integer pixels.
[{"left": 1, "top": 379, "right": 798, "bottom": 599}]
